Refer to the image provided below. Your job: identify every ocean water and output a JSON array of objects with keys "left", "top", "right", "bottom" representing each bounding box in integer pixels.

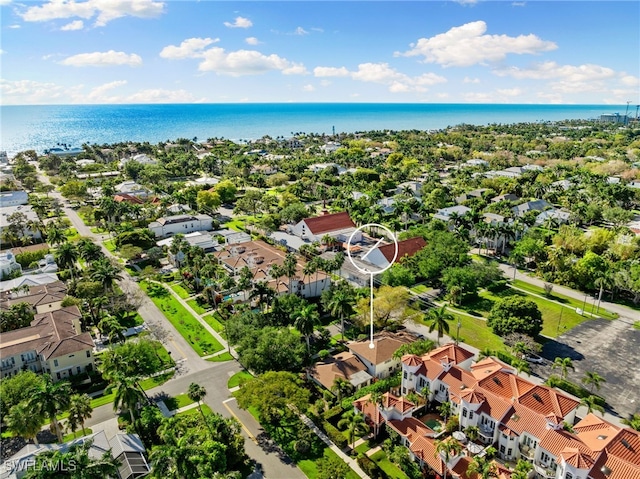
[{"left": 0, "top": 103, "right": 629, "bottom": 157}]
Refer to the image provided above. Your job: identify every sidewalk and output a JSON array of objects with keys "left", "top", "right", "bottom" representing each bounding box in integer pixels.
[{"left": 299, "top": 413, "right": 371, "bottom": 479}]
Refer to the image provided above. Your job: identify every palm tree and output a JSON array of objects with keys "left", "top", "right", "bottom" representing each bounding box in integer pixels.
[
  {"left": 465, "top": 425, "right": 480, "bottom": 443},
  {"left": 29, "top": 376, "right": 72, "bottom": 442},
  {"left": 466, "top": 452, "right": 498, "bottom": 479},
  {"left": 426, "top": 305, "right": 454, "bottom": 345},
  {"left": 552, "top": 357, "right": 575, "bottom": 380},
  {"left": 55, "top": 241, "right": 79, "bottom": 280},
  {"left": 77, "top": 237, "right": 104, "bottom": 265},
  {"left": 112, "top": 375, "right": 145, "bottom": 425},
  {"left": 621, "top": 413, "right": 640, "bottom": 431},
  {"left": 5, "top": 401, "right": 43, "bottom": 445},
  {"left": 67, "top": 393, "right": 93, "bottom": 437},
  {"left": 331, "top": 377, "right": 354, "bottom": 401},
  {"left": 46, "top": 224, "right": 66, "bottom": 245},
  {"left": 337, "top": 409, "right": 369, "bottom": 450},
  {"left": 582, "top": 371, "right": 606, "bottom": 393},
  {"left": 438, "top": 401, "right": 452, "bottom": 423},
  {"left": 580, "top": 395, "right": 605, "bottom": 415},
  {"left": 435, "top": 436, "right": 462, "bottom": 479},
  {"left": 511, "top": 460, "right": 533, "bottom": 479},
  {"left": 91, "top": 258, "right": 123, "bottom": 292},
  {"left": 293, "top": 303, "right": 320, "bottom": 354},
  {"left": 324, "top": 282, "right": 355, "bottom": 341},
  {"left": 187, "top": 382, "right": 211, "bottom": 433},
  {"left": 97, "top": 316, "right": 126, "bottom": 344}
]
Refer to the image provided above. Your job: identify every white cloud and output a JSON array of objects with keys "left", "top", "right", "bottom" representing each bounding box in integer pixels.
[
  {"left": 87, "top": 80, "right": 127, "bottom": 99},
  {"left": 160, "top": 38, "right": 218, "bottom": 59},
  {"left": 293, "top": 27, "right": 308, "bottom": 35},
  {"left": 314, "top": 66, "right": 350, "bottom": 77},
  {"left": 60, "top": 50, "right": 142, "bottom": 67},
  {"left": 9, "top": 24, "right": 20, "bottom": 29},
  {"left": 61, "top": 20, "right": 84, "bottom": 31},
  {"left": 0, "top": 49, "right": 5, "bottom": 55},
  {"left": 620, "top": 75, "right": 640, "bottom": 87},
  {"left": 397, "top": 21, "right": 557, "bottom": 67},
  {"left": 0, "top": 79, "right": 67, "bottom": 104},
  {"left": 0, "top": 0, "right": 12, "bottom": 5},
  {"left": 315, "top": 62, "right": 446, "bottom": 93},
  {"left": 463, "top": 76, "right": 480, "bottom": 84},
  {"left": 20, "top": 0, "right": 165, "bottom": 27},
  {"left": 494, "top": 61, "right": 615, "bottom": 81},
  {"left": 302, "top": 84, "right": 315, "bottom": 92},
  {"left": 223, "top": 16, "right": 252, "bottom": 28},
  {"left": 125, "top": 88, "right": 203, "bottom": 103},
  {"left": 198, "top": 47, "right": 307, "bottom": 76},
  {"left": 496, "top": 88, "right": 523, "bottom": 96},
  {"left": 245, "top": 37, "right": 260, "bottom": 45}
]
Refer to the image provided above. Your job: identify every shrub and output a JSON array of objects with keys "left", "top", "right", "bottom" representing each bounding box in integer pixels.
[
  {"left": 15, "top": 248, "right": 49, "bottom": 268},
  {"left": 323, "top": 405, "right": 345, "bottom": 421},
  {"left": 487, "top": 296, "right": 543, "bottom": 337},
  {"left": 546, "top": 376, "right": 606, "bottom": 406},
  {"left": 445, "top": 415, "right": 459, "bottom": 433},
  {"left": 357, "top": 454, "right": 384, "bottom": 479},
  {"left": 322, "top": 421, "right": 348, "bottom": 449}
]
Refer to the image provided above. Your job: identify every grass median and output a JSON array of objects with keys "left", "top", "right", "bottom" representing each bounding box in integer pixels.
[{"left": 140, "top": 280, "right": 223, "bottom": 356}]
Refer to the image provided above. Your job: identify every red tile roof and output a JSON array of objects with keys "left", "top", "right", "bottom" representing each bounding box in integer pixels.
[
  {"left": 377, "top": 237, "right": 426, "bottom": 263},
  {"left": 409, "top": 436, "right": 444, "bottom": 475},
  {"left": 354, "top": 394, "right": 384, "bottom": 426},
  {"left": 387, "top": 417, "right": 433, "bottom": 442},
  {"left": 560, "top": 447, "right": 595, "bottom": 469},
  {"left": 114, "top": 193, "right": 144, "bottom": 204},
  {"left": 380, "top": 392, "right": 415, "bottom": 414},
  {"left": 428, "top": 343, "right": 476, "bottom": 365},
  {"left": 302, "top": 211, "right": 355, "bottom": 235},
  {"left": 518, "top": 384, "right": 580, "bottom": 418}
]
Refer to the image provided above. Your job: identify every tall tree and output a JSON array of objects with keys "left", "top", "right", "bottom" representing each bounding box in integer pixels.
[
  {"left": 67, "top": 393, "right": 93, "bottom": 437},
  {"left": 322, "top": 281, "right": 356, "bottom": 341},
  {"left": 293, "top": 303, "right": 320, "bottom": 354},
  {"left": 434, "top": 437, "right": 462, "bottom": 479},
  {"left": 112, "top": 375, "right": 145, "bottom": 426},
  {"left": 5, "top": 401, "right": 43, "bottom": 445},
  {"left": 187, "top": 382, "right": 212, "bottom": 435},
  {"left": 426, "top": 305, "right": 454, "bottom": 345},
  {"left": 29, "top": 377, "right": 72, "bottom": 442},
  {"left": 337, "top": 409, "right": 369, "bottom": 450}
]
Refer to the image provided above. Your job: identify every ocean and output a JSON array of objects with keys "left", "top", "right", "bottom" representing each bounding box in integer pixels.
[{"left": 0, "top": 103, "right": 630, "bottom": 157}]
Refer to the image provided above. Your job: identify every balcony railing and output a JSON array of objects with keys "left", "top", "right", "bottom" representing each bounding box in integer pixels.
[
  {"left": 519, "top": 445, "right": 535, "bottom": 459},
  {"left": 534, "top": 462, "right": 556, "bottom": 478},
  {"left": 434, "top": 391, "right": 448, "bottom": 402}
]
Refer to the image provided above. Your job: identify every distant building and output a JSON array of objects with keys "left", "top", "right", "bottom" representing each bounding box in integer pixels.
[
  {"left": 456, "top": 188, "right": 489, "bottom": 204},
  {"left": 114, "top": 181, "right": 149, "bottom": 198},
  {"left": 291, "top": 211, "right": 361, "bottom": 244},
  {"left": 512, "top": 199, "right": 551, "bottom": 217},
  {"left": 0, "top": 280, "right": 67, "bottom": 314},
  {"left": 600, "top": 113, "right": 629, "bottom": 124},
  {"left": 360, "top": 237, "right": 426, "bottom": 270},
  {"left": 535, "top": 208, "right": 572, "bottom": 226},
  {"left": 0, "top": 305, "right": 95, "bottom": 382},
  {"left": 395, "top": 181, "right": 423, "bottom": 198},
  {"left": 119, "top": 153, "right": 157, "bottom": 167},
  {"left": 0, "top": 191, "right": 29, "bottom": 207},
  {"left": 491, "top": 193, "right": 520, "bottom": 203},
  {"left": 307, "top": 351, "right": 373, "bottom": 391},
  {"left": 433, "top": 205, "right": 471, "bottom": 222},
  {"left": 464, "top": 159, "right": 489, "bottom": 167},
  {"left": 348, "top": 331, "right": 416, "bottom": 380},
  {"left": 148, "top": 214, "right": 213, "bottom": 238},
  {"left": 0, "top": 205, "right": 42, "bottom": 243}
]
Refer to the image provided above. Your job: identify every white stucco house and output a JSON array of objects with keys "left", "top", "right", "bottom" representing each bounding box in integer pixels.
[{"left": 148, "top": 214, "right": 213, "bottom": 238}]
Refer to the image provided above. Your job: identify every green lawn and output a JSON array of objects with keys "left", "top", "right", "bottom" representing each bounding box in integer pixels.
[
  {"left": 140, "top": 281, "right": 224, "bottom": 356},
  {"left": 228, "top": 370, "right": 253, "bottom": 389},
  {"left": 165, "top": 393, "right": 195, "bottom": 411},
  {"left": 511, "top": 280, "right": 618, "bottom": 320},
  {"left": 103, "top": 239, "right": 116, "bottom": 252},
  {"left": 203, "top": 313, "right": 226, "bottom": 334},
  {"left": 298, "top": 447, "right": 360, "bottom": 479},
  {"left": 207, "top": 351, "right": 234, "bottom": 362},
  {"left": 138, "top": 371, "right": 174, "bottom": 390},
  {"left": 410, "top": 284, "right": 429, "bottom": 294},
  {"left": 370, "top": 450, "right": 410, "bottom": 479},
  {"left": 223, "top": 215, "right": 257, "bottom": 232},
  {"left": 64, "top": 228, "right": 81, "bottom": 242},
  {"left": 170, "top": 283, "right": 191, "bottom": 299},
  {"left": 187, "top": 298, "right": 210, "bottom": 315},
  {"left": 178, "top": 404, "right": 213, "bottom": 417},
  {"left": 354, "top": 440, "right": 373, "bottom": 455},
  {"left": 634, "top": 321, "right": 640, "bottom": 330},
  {"left": 62, "top": 428, "right": 93, "bottom": 442}
]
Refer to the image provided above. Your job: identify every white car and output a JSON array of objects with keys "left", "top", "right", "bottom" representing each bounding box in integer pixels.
[{"left": 524, "top": 353, "right": 544, "bottom": 364}]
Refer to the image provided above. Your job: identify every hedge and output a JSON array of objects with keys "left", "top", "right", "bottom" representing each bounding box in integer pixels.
[
  {"left": 322, "top": 421, "right": 348, "bottom": 449},
  {"left": 15, "top": 248, "right": 49, "bottom": 268},
  {"left": 323, "top": 405, "right": 345, "bottom": 422},
  {"left": 546, "top": 376, "right": 606, "bottom": 407},
  {"left": 357, "top": 454, "right": 385, "bottom": 479}
]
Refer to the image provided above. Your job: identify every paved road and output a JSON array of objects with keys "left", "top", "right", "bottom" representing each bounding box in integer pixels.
[{"left": 36, "top": 169, "right": 307, "bottom": 478}]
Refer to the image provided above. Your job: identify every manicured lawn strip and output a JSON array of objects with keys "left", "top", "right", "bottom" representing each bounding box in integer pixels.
[
  {"left": 187, "top": 298, "right": 210, "bottom": 315},
  {"left": 203, "top": 314, "right": 225, "bottom": 334},
  {"left": 228, "top": 370, "right": 253, "bottom": 389},
  {"left": 138, "top": 371, "right": 174, "bottom": 390},
  {"left": 103, "top": 239, "right": 116, "bottom": 252},
  {"left": 416, "top": 310, "right": 504, "bottom": 351},
  {"left": 207, "top": 351, "right": 233, "bottom": 362},
  {"left": 62, "top": 428, "right": 93, "bottom": 442},
  {"left": 171, "top": 393, "right": 195, "bottom": 410},
  {"left": 178, "top": 404, "right": 212, "bottom": 417},
  {"left": 64, "top": 228, "right": 81, "bottom": 242},
  {"left": 223, "top": 215, "right": 257, "bottom": 232},
  {"left": 140, "top": 281, "right": 223, "bottom": 356},
  {"left": 410, "top": 284, "right": 429, "bottom": 294},
  {"left": 298, "top": 447, "right": 360, "bottom": 479},
  {"left": 511, "top": 280, "right": 617, "bottom": 320},
  {"left": 370, "top": 450, "right": 410, "bottom": 479},
  {"left": 170, "top": 283, "right": 191, "bottom": 299},
  {"left": 479, "top": 289, "right": 587, "bottom": 338},
  {"left": 354, "top": 441, "right": 372, "bottom": 455}
]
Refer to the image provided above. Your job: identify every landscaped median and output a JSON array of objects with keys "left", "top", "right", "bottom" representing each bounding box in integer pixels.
[{"left": 139, "top": 280, "right": 224, "bottom": 356}]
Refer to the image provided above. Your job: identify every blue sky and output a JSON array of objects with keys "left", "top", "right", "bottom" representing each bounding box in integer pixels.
[{"left": 1, "top": 1, "right": 638, "bottom": 105}]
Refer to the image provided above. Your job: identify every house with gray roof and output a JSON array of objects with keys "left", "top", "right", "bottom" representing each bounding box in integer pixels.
[{"left": 512, "top": 199, "right": 551, "bottom": 217}]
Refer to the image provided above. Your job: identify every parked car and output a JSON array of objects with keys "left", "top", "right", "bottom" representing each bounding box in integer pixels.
[{"left": 524, "top": 353, "right": 544, "bottom": 364}]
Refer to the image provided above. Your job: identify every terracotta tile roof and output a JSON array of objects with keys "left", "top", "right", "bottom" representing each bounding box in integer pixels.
[
  {"left": 387, "top": 417, "right": 433, "bottom": 442},
  {"left": 381, "top": 392, "right": 415, "bottom": 414},
  {"left": 590, "top": 450, "right": 640, "bottom": 479},
  {"left": 605, "top": 429, "right": 640, "bottom": 466},
  {"left": 409, "top": 436, "right": 443, "bottom": 475},
  {"left": 459, "top": 388, "right": 485, "bottom": 404},
  {"left": 470, "top": 356, "right": 514, "bottom": 380},
  {"left": 353, "top": 394, "right": 384, "bottom": 425},
  {"left": 377, "top": 237, "right": 426, "bottom": 263},
  {"left": 560, "top": 447, "right": 595, "bottom": 469},
  {"left": 518, "top": 384, "right": 579, "bottom": 417},
  {"left": 438, "top": 365, "right": 477, "bottom": 392},
  {"left": 401, "top": 354, "right": 422, "bottom": 367},
  {"left": 499, "top": 424, "right": 518, "bottom": 437},
  {"left": 114, "top": 193, "right": 144, "bottom": 204},
  {"left": 574, "top": 416, "right": 619, "bottom": 453},
  {"left": 348, "top": 332, "right": 412, "bottom": 366},
  {"left": 476, "top": 388, "right": 514, "bottom": 423},
  {"left": 501, "top": 402, "right": 550, "bottom": 440},
  {"left": 539, "top": 428, "right": 592, "bottom": 459},
  {"left": 302, "top": 211, "right": 355, "bottom": 235},
  {"left": 451, "top": 456, "right": 477, "bottom": 479},
  {"left": 428, "top": 343, "right": 475, "bottom": 365},
  {"left": 308, "top": 351, "right": 370, "bottom": 390},
  {"left": 477, "top": 370, "right": 535, "bottom": 401}
]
